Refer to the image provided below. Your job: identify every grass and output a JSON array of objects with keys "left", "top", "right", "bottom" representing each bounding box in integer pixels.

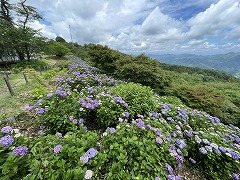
[{"left": 0, "top": 57, "right": 67, "bottom": 122}]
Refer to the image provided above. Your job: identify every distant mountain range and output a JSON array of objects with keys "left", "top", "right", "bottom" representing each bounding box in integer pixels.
[{"left": 148, "top": 52, "right": 240, "bottom": 77}]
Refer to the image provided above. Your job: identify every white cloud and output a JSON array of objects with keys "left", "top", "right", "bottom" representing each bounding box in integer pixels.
[
  {"left": 8, "top": 0, "right": 240, "bottom": 54},
  {"left": 187, "top": 0, "right": 240, "bottom": 39}
]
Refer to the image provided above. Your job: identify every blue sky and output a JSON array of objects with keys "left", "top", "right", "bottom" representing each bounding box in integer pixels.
[{"left": 10, "top": 0, "right": 240, "bottom": 55}]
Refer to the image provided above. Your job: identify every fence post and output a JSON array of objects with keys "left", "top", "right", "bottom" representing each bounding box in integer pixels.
[
  {"left": 38, "top": 66, "right": 42, "bottom": 75},
  {"left": 23, "top": 72, "right": 28, "bottom": 83},
  {"left": 4, "top": 75, "right": 15, "bottom": 96}
]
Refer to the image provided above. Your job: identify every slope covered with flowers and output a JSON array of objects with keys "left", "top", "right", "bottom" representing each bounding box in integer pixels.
[{"left": 0, "top": 59, "right": 239, "bottom": 180}]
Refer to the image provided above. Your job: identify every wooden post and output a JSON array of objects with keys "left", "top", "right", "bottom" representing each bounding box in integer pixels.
[
  {"left": 38, "top": 66, "right": 42, "bottom": 75},
  {"left": 23, "top": 72, "right": 28, "bottom": 83},
  {"left": 5, "top": 72, "right": 9, "bottom": 79},
  {"left": 4, "top": 75, "right": 14, "bottom": 96}
]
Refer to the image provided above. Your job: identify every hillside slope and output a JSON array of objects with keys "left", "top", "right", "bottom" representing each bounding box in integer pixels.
[{"left": 149, "top": 52, "right": 240, "bottom": 77}]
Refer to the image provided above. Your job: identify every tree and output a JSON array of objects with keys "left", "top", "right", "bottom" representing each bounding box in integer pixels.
[
  {"left": 45, "top": 40, "right": 70, "bottom": 57},
  {"left": 55, "top": 36, "right": 67, "bottom": 43},
  {"left": 0, "top": 0, "right": 44, "bottom": 61},
  {"left": 87, "top": 44, "right": 122, "bottom": 73},
  {"left": 115, "top": 54, "right": 171, "bottom": 91}
]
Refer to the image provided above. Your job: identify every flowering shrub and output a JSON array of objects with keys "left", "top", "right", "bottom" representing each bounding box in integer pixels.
[
  {"left": 110, "top": 82, "right": 160, "bottom": 117},
  {"left": 1, "top": 62, "right": 240, "bottom": 180},
  {"left": 91, "top": 123, "right": 175, "bottom": 179}
]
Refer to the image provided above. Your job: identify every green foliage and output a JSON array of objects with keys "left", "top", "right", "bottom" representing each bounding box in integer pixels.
[
  {"left": 55, "top": 36, "right": 67, "bottom": 43},
  {"left": 95, "top": 94, "right": 128, "bottom": 128},
  {"left": 45, "top": 41, "right": 70, "bottom": 57},
  {"left": 30, "top": 85, "right": 48, "bottom": 99},
  {"left": 35, "top": 92, "right": 82, "bottom": 134},
  {"left": 92, "top": 123, "right": 173, "bottom": 179},
  {"left": 10, "top": 60, "right": 49, "bottom": 73},
  {"left": 43, "top": 69, "right": 58, "bottom": 79},
  {"left": 25, "top": 129, "right": 98, "bottom": 180},
  {"left": 0, "top": 0, "right": 45, "bottom": 61},
  {"left": 115, "top": 54, "right": 171, "bottom": 91},
  {"left": 0, "top": 127, "right": 99, "bottom": 179},
  {"left": 160, "top": 63, "right": 239, "bottom": 82},
  {"left": 87, "top": 44, "right": 122, "bottom": 73},
  {"left": 165, "top": 71, "right": 240, "bottom": 126},
  {"left": 110, "top": 83, "right": 160, "bottom": 117},
  {"left": 0, "top": 130, "right": 31, "bottom": 180}
]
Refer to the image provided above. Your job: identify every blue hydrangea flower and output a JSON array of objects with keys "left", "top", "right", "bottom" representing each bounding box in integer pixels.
[
  {"left": 1, "top": 126, "right": 12, "bottom": 134},
  {"left": 12, "top": 146, "right": 28, "bottom": 156},
  {"left": 0, "top": 135, "right": 14, "bottom": 147}
]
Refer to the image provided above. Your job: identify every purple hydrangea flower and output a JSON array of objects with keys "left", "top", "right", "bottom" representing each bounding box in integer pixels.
[
  {"left": 176, "top": 155, "right": 184, "bottom": 163},
  {"left": 36, "top": 108, "right": 45, "bottom": 115},
  {"left": 199, "top": 147, "right": 207, "bottom": 154},
  {"left": 210, "top": 143, "right": 218, "bottom": 149},
  {"left": 47, "top": 93, "right": 53, "bottom": 98},
  {"left": 40, "top": 125, "right": 46, "bottom": 130},
  {"left": 0, "top": 135, "right": 14, "bottom": 147},
  {"left": 205, "top": 146, "right": 213, "bottom": 152},
  {"left": 175, "top": 125, "right": 181, "bottom": 131},
  {"left": 219, "top": 146, "right": 226, "bottom": 153},
  {"left": 155, "top": 177, "right": 160, "bottom": 180},
  {"left": 1, "top": 126, "right": 12, "bottom": 134},
  {"left": 202, "top": 139, "right": 210, "bottom": 145},
  {"left": 57, "top": 133, "right": 63, "bottom": 138},
  {"left": 167, "top": 117, "right": 174, "bottom": 122},
  {"left": 79, "top": 118, "right": 84, "bottom": 124},
  {"left": 12, "top": 146, "right": 28, "bottom": 156},
  {"left": 195, "top": 135, "right": 202, "bottom": 144},
  {"left": 230, "top": 151, "right": 240, "bottom": 160},
  {"left": 25, "top": 104, "right": 33, "bottom": 111},
  {"left": 156, "top": 137, "right": 163, "bottom": 144},
  {"left": 38, "top": 130, "right": 43, "bottom": 135},
  {"left": 122, "top": 112, "right": 130, "bottom": 118},
  {"left": 136, "top": 119, "right": 145, "bottom": 128},
  {"left": 175, "top": 139, "right": 186, "bottom": 149},
  {"left": 86, "top": 148, "right": 98, "bottom": 158},
  {"left": 232, "top": 173, "right": 239, "bottom": 180},
  {"left": 165, "top": 163, "right": 174, "bottom": 175},
  {"left": 167, "top": 175, "right": 181, "bottom": 180},
  {"left": 189, "top": 157, "right": 196, "bottom": 164},
  {"left": 156, "top": 129, "right": 161, "bottom": 136},
  {"left": 109, "top": 128, "right": 116, "bottom": 134},
  {"left": 54, "top": 145, "right": 62, "bottom": 154},
  {"left": 80, "top": 154, "right": 89, "bottom": 164}
]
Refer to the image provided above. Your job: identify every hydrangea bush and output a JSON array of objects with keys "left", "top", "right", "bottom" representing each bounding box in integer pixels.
[{"left": 1, "top": 62, "right": 239, "bottom": 180}]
